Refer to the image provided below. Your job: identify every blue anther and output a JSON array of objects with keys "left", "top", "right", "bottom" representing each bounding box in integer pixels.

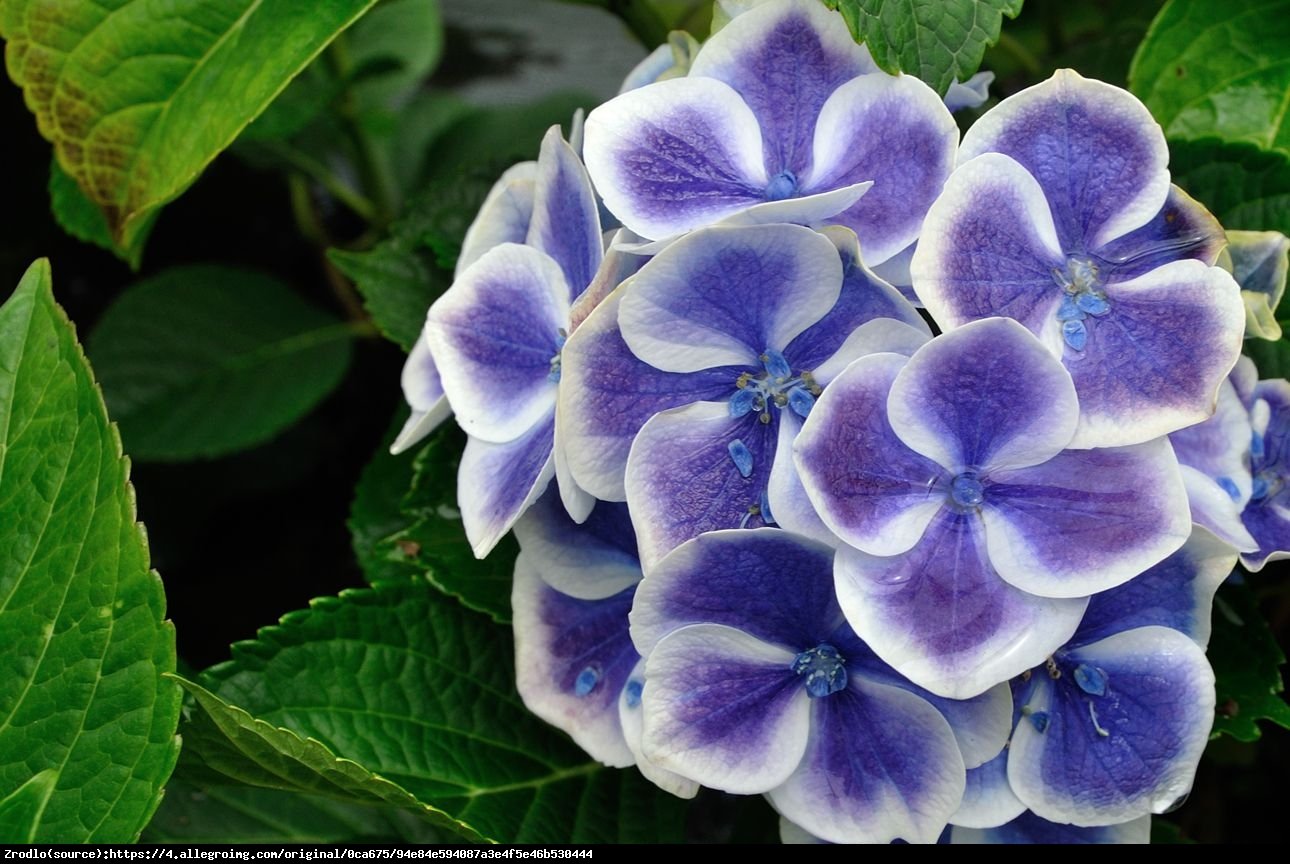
[
  {"left": 729, "top": 387, "right": 758, "bottom": 418},
  {"left": 1073, "top": 663, "right": 1108, "bottom": 697},
  {"left": 1217, "top": 476, "right": 1241, "bottom": 501},
  {"left": 788, "top": 386, "right": 815, "bottom": 419},
  {"left": 950, "top": 473, "right": 985, "bottom": 509},
  {"left": 791, "top": 644, "right": 847, "bottom": 698},
  {"left": 759, "top": 488, "right": 776, "bottom": 526},
  {"left": 574, "top": 665, "right": 600, "bottom": 697},
  {"left": 1062, "top": 318, "right": 1088, "bottom": 351},
  {"left": 1056, "top": 295, "right": 1083, "bottom": 322},
  {"left": 1029, "top": 710, "right": 1050, "bottom": 733},
  {"left": 764, "top": 170, "right": 798, "bottom": 202},
  {"left": 728, "top": 439, "right": 754, "bottom": 478},
  {"left": 624, "top": 679, "right": 643, "bottom": 708},
  {"left": 762, "top": 349, "right": 792, "bottom": 381},
  {"left": 1076, "top": 292, "right": 1111, "bottom": 316}
]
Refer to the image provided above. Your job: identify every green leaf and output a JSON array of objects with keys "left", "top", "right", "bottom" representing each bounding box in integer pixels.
[
  {"left": 386, "top": 426, "right": 516, "bottom": 623},
  {"left": 190, "top": 582, "right": 688, "bottom": 843},
  {"left": 47, "top": 160, "right": 155, "bottom": 270},
  {"left": 86, "top": 265, "right": 354, "bottom": 461},
  {"left": 349, "top": 414, "right": 422, "bottom": 585},
  {"left": 0, "top": 260, "right": 181, "bottom": 842},
  {"left": 0, "top": 0, "right": 381, "bottom": 256},
  {"left": 822, "top": 0, "right": 1024, "bottom": 95},
  {"left": 143, "top": 774, "right": 446, "bottom": 844},
  {"left": 1129, "top": 0, "right": 1290, "bottom": 155},
  {"left": 1208, "top": 581, "right": 1290, "bottom": 740},
  {"left": 0, "top": 772, "right": 57, "bottom": 844},
  {"left": 348, "top": 0, "right": 443, "bottom": 110}
]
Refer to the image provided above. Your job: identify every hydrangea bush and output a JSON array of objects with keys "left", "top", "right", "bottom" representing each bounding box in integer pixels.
[{"left": 2, "top": 0, "right": 1289, "bottom": 846}]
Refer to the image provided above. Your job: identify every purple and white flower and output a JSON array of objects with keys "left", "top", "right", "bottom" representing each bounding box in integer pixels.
[
  {"left": 1236, "top": 370, "right": 1290, "bottom": 571},
  {"left": 950, "top": 811, "right": 1150, "bottom": 844},
  {"left": 794, "top": 317, "right": 1192, "bottom": 698},
  {"left": 582, "top": 0, "right": 957, "bottom": 266},
  {"left": 559, "top": 222, "right": 928, "bottom": 568},
  {"left": 1226, "top": 229, "right": 1290, "bottom": 341},
  {"left": 912, "top": 69, "right": 1244, "bottom": 447},
  {"left": 631, "top": 530, "right": 1012, "bottom": 844}
]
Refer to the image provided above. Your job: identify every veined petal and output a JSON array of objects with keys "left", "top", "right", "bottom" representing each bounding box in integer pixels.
[
  {"left": 835, "top": 514, "right": 1086, "bottom": 700},
  {"left": 630, "top": 528, "right": 840, "bottom": 656},
  {"left": 906, "top": 680, "right": 1013, "bottom": 771},
  {"left": 1069, "top": 260, "right": 1244, "bottom": 448},
  {"left": 1179, "top": 467, "right": 1258, "bottom": 553},
  {"left": 553, "top": 406, "right": 596, "bottom": 524},
  {"left": 952, "top": 812, "right": 1150, "bottom": 844},
  {"left": 766, "top": 411, "right": 839, "bottom": 546},
  {"left": 1229, "top": 229, "right": 1290, "bottom": 340},
  {"left": 426, "top": 244, "right": 568, "bottom": 443},
  {"left": 558, "top": 285, "right": 735, "bottom": 502},
  {"left": 688, "top": 0, "right": 873, "bottom": 178},
  {"left": 625, "top": 401, "right": 777, "bottom": 570},
  {"left": 527, "top": 126, "right": 604, "bottom": 298},
  {"left": 1170, "top": 377, "right": 1254, "bottom": 505},
  {"left": 807, "top": 73, "right": 958, "bottom": 266},
  {"left": 457, "top": 415, "right": 555, "bottom": 558},
  {"left": 911, "top": 152, "right": 1065, "bottom": 348},
  {"left": 768, "top": 677, "right": 965, "bottom": 844},
  {"left": 794, "top": 353, "right": 947, "bottom": 556},
  {"left": 810, "top": 318, "right": 931, "bottom": 392},
  {"left": 982, "top": 439, "right": 1191, "bottom": 598},
  {"left": 583, "top": 77, "right": 767, "bottom": 240},
  {"left": 1096, "top": 185, "right": 1227, "bottom": 282},
  {"left": 1008, "top": 627, "right": 1215, "bottom": 827},
  {"left": 887, "top": 318, "right": 1078, "bottom": 473},
  {"left": 456, "top": 162, "right": 537, "bottom": 276},
  {"left": 959, "top": 68, "right": 1170, "bottom": 250},
  {"left": 512, "top": 494, "right": 640, "bottom": 601},
  {"left": 512, "top": 553, "right": 638, "bottom": 767},
  {"left": 641, "top": 623, "right": 810, "bottom": 795},
  {"left": 618, "top": 224, "right": 843, "bottom": 373},
  {"left": 617, "top": 660, "right": 700, "bottom": 798},
  {"left": 715, "top": 181, "right": 871, "bottom": 231},
  {"left": 1074, "top": 528, "right": 1235, "bottom": 650},
  {"left": 391, "top": 332, "right": 451, "bottom": 455},
  {"left": 951, "top": 751, "right": 1026, "bottom": 829},
  {"left": 568, "top": 229, "right": 649, "bottom": 335}
]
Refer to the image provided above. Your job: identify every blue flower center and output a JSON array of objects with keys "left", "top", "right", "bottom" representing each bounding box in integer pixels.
[
  {"left": 729, "top": 349, "right": 820, "bottom": 426},
  {"left": 791, "top": 643, "right": 847, "bottom": 698},
  {"left": 949, "top": 472, "right": 985, "bottom": 510},
  {"left": 548, "top": 329, "right": 568, "bottom": 383},
  {"left": 1052, "top": 256, "right": 1111, "bottom": 351},
  {"left": 764, "top": 170, "right": 798, "bottom": 202}
]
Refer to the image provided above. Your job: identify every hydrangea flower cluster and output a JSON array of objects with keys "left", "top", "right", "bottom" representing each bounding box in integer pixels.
[{"left": 396, "top": 0, "right": 1290, "bottom": 844}]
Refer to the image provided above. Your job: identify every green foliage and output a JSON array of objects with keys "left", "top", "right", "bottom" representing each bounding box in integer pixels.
[
  {"left": 0, "top": 0, "right": 381, "bottom": 258},
  {"left": 143, "top": 774, "right": 447, "bottom": 844},
  {"left": 1130, "top": 0, "right": 1290, "bottom": 156},
  {"left": 86, "top": 265, "right": 354, "bottom": 461},
  {"left": 1208, "top": 581, "right": 1290, "bottom": 741},
  {"left": 0, "top": 260, "right": 181, "bottom": 842},
  {"left": 822, "top": 0, "right": 1024, "bottom": 95},
  {"left": 349, "top": 417, "right": 423, "bottom": 584},
  {"left": 47, "top": 160, "right": 155, "bottom": 270},
  {"left": 183, "top": 582, "right": 689, "bottom": 843}
]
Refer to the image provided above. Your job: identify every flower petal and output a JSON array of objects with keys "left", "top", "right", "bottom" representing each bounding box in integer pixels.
[
  {"left": 951, "top": 750, "right": 1026, "bottom": 829},
  {"left": 688, "top": 0, "right": 874, "bottom": 178},
  {"left": 835, "top": 513, "right": 1086, "bottom": 699},
  {"left": 959, "top": 68, "right": 1170, "bottom": 250},
  {"left": 526, "top": 126, "right": 603, "bottom": 297},
  {"left": 1007, "top": 626, "right": 1215, "bottom": 826},
  {"left": 618, "top": 224, "right": 843, "bottom": 373},
  {"left": 807, "top": 73, "right": 958, "bottom": 265},
  {"left": 911, "top": 152, "right": 1065, "bottom": 349},
  {"left": 426, "top": 244, "right": 567, "bottom": 443},
  {"left": 457, "top": 414, "right": 555, "bottom": 558},
  {"left": 952, "top": 812, "right": 1150, "bottom": 844},
  {"left": 630, "top": 528, "right": 839, "bottom": 656},
  {"left": 982, "top": 438, "right": 1192, "bottom": 598},
  {"left": 887, "top": 317, "right": 1078, "bottom": 473},
  {"left": 583, "top": 77, "right": 767, "bottom": 240},
  {"left": 1170, "top": 377, "right": 1254, "bottom": 504},
  {"left": 391, "top": 332, "right": 451, "bottom": 455},
  {"left": 1070, "top": 259, "right": 1244, "bottom": 447},
  {"left": 641, "top": 623, "right": 809, "bottom": 795},
  {"left": 625, "top": 401, "right": 777, "bottom": 570},
  {"left": 1096, "top": 185, "right": 1226, "bottom": 282},
  {"left": 616, "top": 660, "right": 700, "bottom": 798},
  {"left": 766, "top": 411, "right": 839, "bottom": 546},
  {"left": 567, "top": 229, "right": 649, "bottom": 335},
  {"left": 512, "top": 494, "right": 640, "bottom": 601},
  {"left": 456, "top": 162, "right": 537, "bottom": 276},
  {"left": 1179, "top": 467, "right": 1259, "bottom": 553},
  {"left": 512, "top": 552, "right": 638, "bottom": 767},
  {"left": 794, "top": 353, "right": 947, "bottom": 556},
  {"left": 767, "top": 676, "right": 965, "bottom": 844},
  {"left": 558, "top": 285, "right": 735, "bottom": 501}
]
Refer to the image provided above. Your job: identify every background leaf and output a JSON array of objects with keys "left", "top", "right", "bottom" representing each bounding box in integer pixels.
[
  {"left": 47, "top": 160, "right": 155, "bottom": 270},
  {"left": 86, "top": 265, "right": 354, "bottom": 461},
  {"left": 822, "top": 0, "right": 1024, "bottom": 95},
  {"left": 186, "top": 582, "right": 688, "bottom": 843},
  {"left": 0, "top": 260, "right": 180, "bottom": 841},
  {"left": 349, "top": 415, "right": 422, "bottom": 585},
  {"left": 1208, "top": 581, "right": 1290, "bottom": 741},
  {"left": 1129, "top": 0, "right": 1290, "bottom": 156},
  {"left": 0, "top": 0, "right": 381, "bottom": 256}
]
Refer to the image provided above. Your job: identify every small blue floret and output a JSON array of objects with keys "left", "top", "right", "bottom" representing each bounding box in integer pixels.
[
  {"left": 1073, "top": 663, "right": 1108, "bottom": 697},
  {"left": 729, "top": 388, "right": 758, "bottom": 418},
  {"left": 791, "top": 644, "right": 847, "bottom": 698},
  {"left": 728, "top": 439, "right": 754, "bottom": 478},
  {"left": 1029, "top": 710, "right": 1050, "bottom": 733},
  {"left": 624, "top": 679, "right": 643, "bottom": 708},
  {"left": 1062, "top": 319, "right": 1088, "bottom": 351},
  {"left": 950, "top": 473, "right": 985, "bottom": 509},
  {"left": 574, "top": 665, "right": 600, "bottom": 697},
  {"left": 1056, "top": 295, "right": 1082, "bottom": 321},
  {"left": 762, "top": 348, "right": 792, "bottom": 381},
  {"left": 788, "top": 386, "right": 815, "bottom": 418},
  {"left": 1077, "top": 292, "right": 1110, "bottom": 316},
  {"left": 764, "top": 170, "right": 798, "bottom": 202}
]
